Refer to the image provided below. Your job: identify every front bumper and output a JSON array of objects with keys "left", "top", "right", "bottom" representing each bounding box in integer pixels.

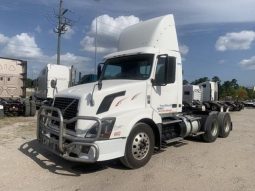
[{"left": 37, "top": 106, "right": 103, "bottom": 163}]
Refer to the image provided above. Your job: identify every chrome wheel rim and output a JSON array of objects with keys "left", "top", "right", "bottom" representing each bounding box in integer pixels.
[
  {"left": 211, "top": 121, "right": 218, "bottom": 137},
  {"left": 132, "top": 132, "right": 150, "bottom": 160},
  {"left": 224, "top": 120, "right": 230, "bottom": 132}
]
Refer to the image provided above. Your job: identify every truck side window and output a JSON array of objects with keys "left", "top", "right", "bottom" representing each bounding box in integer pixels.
[
  {"left": 167, "top": 57, "right": 176, "bottom": 83},
  {"left": 155, "top": 56, "right": 176, "bottom": 84},
  {"left": 155, "top": 57, "right": 166, "bottom": 84}
]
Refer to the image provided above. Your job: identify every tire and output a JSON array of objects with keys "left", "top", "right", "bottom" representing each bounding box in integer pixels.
[
  {"left": 30, "top": 100, "right": 36, "bottom": 116},
  {"left": 120, "top": 123, "right": 155, "bottom": 169},
  {"left": 202, "top": 113, "right": 219, "bottom": 143},
  {"left": 24, "top": 100, "right": 30, "bottom": 117},
  {"left": 0, "top": 105, "right": 4, "bottom": 118},
  {"left": 218, "top": 112, "right": 232, "bottom": 138}
]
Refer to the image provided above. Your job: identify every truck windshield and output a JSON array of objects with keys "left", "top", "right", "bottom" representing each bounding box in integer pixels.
[{"left": 101, "top": 54, "right": 154, "bottom": 80}]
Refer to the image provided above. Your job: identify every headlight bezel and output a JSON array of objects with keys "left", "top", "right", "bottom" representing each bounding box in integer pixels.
[{"left": 85, "top": 117, "right": 116, "bottom": 140}]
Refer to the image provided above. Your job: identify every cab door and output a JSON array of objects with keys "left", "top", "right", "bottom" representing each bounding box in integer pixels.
[{"left": 150, "top": 55, "right": 180, "bottom": 115}]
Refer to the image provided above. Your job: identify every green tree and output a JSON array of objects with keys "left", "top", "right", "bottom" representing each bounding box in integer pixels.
[
  {"left": 219, "top": 79, "right": 240, "bottom": 99},
  {"left": 230, "top": 79, "right": 239, "bottom": 89},
  {"left": 183, "top": 79, "right": 189, "bottom": 85},
  {"left": 212, "top": 76, "right": 221, "bottom": 84},
  {"left": 191, "top": 77, "right": 209, "bottom": 85},
  {"left": 246, "top": 88, "right": 255, "bottom": 99},
  {"left": 25, "top": 78, "right": 34, "bottom": 88},
  {"left": 236, "top": 87, "right": 248, "bottom": 100}
]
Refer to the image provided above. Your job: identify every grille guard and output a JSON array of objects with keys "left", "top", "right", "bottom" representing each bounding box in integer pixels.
[{"left": 37, "top": 106, "right": 102, "bottom": 155}]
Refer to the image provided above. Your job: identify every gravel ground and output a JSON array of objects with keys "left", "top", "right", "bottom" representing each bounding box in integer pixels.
[{"left": 0, "top": 109, "right": 254, "bottom": 191}]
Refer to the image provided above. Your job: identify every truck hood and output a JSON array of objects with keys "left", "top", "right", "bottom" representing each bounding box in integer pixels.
[
  {"left": 57, "top": 80, "right": 145, "bottom": 98},
  {"left": 56, "top": 79, "right": 148, "bottom": 118}
]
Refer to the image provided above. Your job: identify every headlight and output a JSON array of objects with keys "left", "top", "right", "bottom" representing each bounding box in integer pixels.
[{"left": 85, "top": 118, "right": 116, "bottom": 139}]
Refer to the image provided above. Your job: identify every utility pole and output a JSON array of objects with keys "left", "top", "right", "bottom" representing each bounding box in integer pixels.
[
  {"left": 54, "top": 0, "right": 72, "bottom": 65},
  {"left": 56, "top": 0, "right": 63, "bottom": 65}
]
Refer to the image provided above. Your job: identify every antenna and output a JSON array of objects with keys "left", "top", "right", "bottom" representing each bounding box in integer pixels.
[{"left": 94, "top": 16, "right": 98, "bottom": 74}]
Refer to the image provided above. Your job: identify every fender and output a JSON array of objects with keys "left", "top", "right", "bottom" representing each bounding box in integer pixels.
[{"left": 101, "top": 108, "right": 162, "bottom": 139}]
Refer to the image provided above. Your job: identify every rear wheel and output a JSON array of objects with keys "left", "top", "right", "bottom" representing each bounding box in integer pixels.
[
  {"left": 120, "top": 123, "right": 154, "bottom": 169},
  {"left": 202, "top": 113, "right": 219, "bottom": 143},
  {"left": 218, "top": 112, "right": 231, "bottom": 138}
]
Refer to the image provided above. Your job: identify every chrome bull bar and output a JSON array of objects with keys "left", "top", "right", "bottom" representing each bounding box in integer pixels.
[{"left": 37, "top": 106, "right": 102, "bottom": 162}]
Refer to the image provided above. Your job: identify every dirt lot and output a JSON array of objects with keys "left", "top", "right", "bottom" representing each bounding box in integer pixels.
[{"left": 0, "top": 109, "right": 255, "bottom": 191}]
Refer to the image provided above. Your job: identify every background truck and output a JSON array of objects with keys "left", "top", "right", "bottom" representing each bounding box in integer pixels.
[
  {"left": 183, "top": 85, "right": 202, "bottom": 104},
  {"left": 0, "top": 57, "right": 35, "bottom": 117},
  {"left": 183, "top": 81, "right": 244, "bottom": 111},
  {"left": 33, "top": 64, "right": 76, "bottom": 107},
  {"left": 37, "top": 15, "right": 233, "bottom": 169}
]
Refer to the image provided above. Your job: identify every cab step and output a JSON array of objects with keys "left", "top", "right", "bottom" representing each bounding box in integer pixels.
[
  {"left": 162, "top": 119, "right": 182, "bottom": 125},
  {"left": 191, "top": 132, "right": 205, "bottom": 137},
  {"left": 162, "top": 137, "right": 183, "bottom": 144}
]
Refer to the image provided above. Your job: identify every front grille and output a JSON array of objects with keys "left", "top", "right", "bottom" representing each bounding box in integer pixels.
[{"left": 52, "top": 97, "right": 79, "bottom": 131}]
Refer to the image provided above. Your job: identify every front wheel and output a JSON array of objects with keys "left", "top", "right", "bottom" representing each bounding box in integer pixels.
[{"left": 120, "top": 123, "right": 155, "bottom": 169}]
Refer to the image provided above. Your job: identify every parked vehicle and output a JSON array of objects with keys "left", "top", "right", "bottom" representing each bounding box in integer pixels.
[
  {"left": 0, "top": 57, "right": 35, "bottom": 117},
  {"left": 37, "top": 15, "right": 233, "bottom": 169},
  {"left": 183, "top": 82, "right": 223, "bottom": 112},
  {"left": 183, "top": 81, "right": 244, "bottom": 112},
  {"left": 183, "top": 85, "right": 202, "bottom": 105},
  {"left": 33, "top": 64, "right": 76, "bottom": 107},
  {"left": 242, "top": 100, "right": 255, "bottom": 108},
  {"left": 199, "top": 81, "right": 218, "bottom": 102}
]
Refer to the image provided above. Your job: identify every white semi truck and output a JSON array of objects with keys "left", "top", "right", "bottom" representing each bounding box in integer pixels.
[
  {"left": 183, "top": 81, "right": 218, "bottom": 104},
  {"left": 37, "top": 15, "right": 232, "bottom": 169},
  {"left": 183, "top": 85, "right": 202, "bottom": 104},
  {"left": 34, "top": 64, "right": 76, "bottom": 107},
  {"left": 199, "top": 81, "right": 219, "bottom": 102}
]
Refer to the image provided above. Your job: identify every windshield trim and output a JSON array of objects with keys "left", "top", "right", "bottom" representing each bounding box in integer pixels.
[{"left": 100, "top": 54, "right": 154, "bottom": 81}]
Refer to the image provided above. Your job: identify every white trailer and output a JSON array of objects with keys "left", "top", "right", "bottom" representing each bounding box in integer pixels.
[
  {"left": 37, "top": 15, "right": 232, "bottom": 169},
  {"left": 0, "top": 57, "right": 27, "bottom": 98},
  {"left": 0, "top": 57, "right": 35, "bottom": 117},
  {"left": 35, "top": 64, "right": 75, "bottom": 104}
]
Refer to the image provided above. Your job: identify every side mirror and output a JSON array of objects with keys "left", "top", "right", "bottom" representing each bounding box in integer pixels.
[
  {"left": 51, "top": 79, "right": 57, "bottom": 88},
  {"left": 97, "top": 63, "right": 104, "bottom": 80},
  {"left": 152, "top": 54, "right": 169, "bottom": 86},
  {"left": 151, "top": 79, "right": 157, "bottom": 86}
]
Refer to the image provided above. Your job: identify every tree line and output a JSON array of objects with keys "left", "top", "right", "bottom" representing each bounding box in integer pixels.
[{"left": 183, "top": 76, "right": 255, "bottom": 100}]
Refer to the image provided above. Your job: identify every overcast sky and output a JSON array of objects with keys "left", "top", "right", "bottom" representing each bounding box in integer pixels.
[{"left": 0, "top": 0, "right": 255, "bottom": 86}]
